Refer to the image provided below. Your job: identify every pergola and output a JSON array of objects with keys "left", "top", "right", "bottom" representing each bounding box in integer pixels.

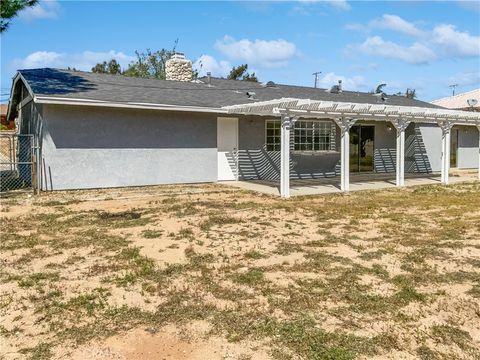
[{"left": 223, "top": 98, "right": 480, "bottom": 198}]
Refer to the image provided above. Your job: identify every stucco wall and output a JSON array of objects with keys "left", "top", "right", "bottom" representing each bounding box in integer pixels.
[
  {"left": 415, "top": 124, "right": 442, "bottom": 172},
  {"left": 412, "top": 124, "right": 479, "bottom": 172},
  {"left": 37, "top": 105, "right": 478, "bottom": 191},
  {"left": 237, "top": 116, "right": 341, "bottom": 180},
  {"left": 405, "top": 123, "right": 434, "bottom": 173},
  {"left": 237, "top": 117, "right": 404, "bottom": 180},
  {"left": 457, "top": 126, "right": 479, "bottom": 169},
  {"left": 41, "top": 105, "right": 217, "bottom": 190}
]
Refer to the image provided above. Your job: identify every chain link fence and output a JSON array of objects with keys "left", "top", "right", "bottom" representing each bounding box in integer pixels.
[{"left": 0, "top": 133, "right": 38, "bottom": 192}]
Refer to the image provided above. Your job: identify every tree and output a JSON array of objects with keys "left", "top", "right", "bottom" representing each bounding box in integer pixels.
[
  {"left": 375, "top": 83, "right": 387, "bottom": 94},
  {"left": 123, "top": 40, "right": 178, "bottom": 79},
  {"left": 1, "top": 0, "right": 38, "bottom": 33},
  {"left": 405, "top": 88, "right": 417, "bottom": 99},
  {"left": 91, "top": 59, "right": 122, "bottom": 75},
  {"left": 227, "top": 64, "right": 258, "bottom": 82}
]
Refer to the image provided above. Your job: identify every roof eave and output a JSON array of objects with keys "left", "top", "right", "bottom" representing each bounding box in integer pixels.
[
  {"left": 6, "top": 72, "right": 35, "bottom": 121},
  {"left": 34, "top": 96, "right": 227, "bottom": 114}
]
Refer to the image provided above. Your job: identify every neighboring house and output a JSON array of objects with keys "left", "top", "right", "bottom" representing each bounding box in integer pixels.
[
  {"left": 6, "top": 56, "right": 480, "bottom": 192},
  {"left": 0, "top": 104, "right": 15, "bottom": 130},
  {"left": 432, "top": 89, "right": 480, "bottom": 112},
  {"left": 432, "top": 89, "right": 480, "bottom": 169}
]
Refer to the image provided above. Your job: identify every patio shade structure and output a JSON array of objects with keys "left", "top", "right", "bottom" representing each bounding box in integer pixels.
[{"left": 223, "top": 98, "right": 480, "bottom": 198}]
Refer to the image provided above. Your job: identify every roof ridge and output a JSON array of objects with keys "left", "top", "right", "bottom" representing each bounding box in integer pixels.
[{"left": 19, "top": 67, "right": 206, "bottom": 86}]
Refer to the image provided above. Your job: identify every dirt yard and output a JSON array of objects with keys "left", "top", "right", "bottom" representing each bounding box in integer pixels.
[{"left": 1, "top": 182, "right": 479, "bottom": 360}]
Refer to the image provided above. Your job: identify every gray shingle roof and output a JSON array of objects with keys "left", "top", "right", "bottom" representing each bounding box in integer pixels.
[{"left": 18, "top": 68, "right": 441, "bottom": 109}]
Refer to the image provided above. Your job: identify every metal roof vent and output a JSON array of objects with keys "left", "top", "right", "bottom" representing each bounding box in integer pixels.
[
  {"left": 373, "top": 92, "right": 388, "bottom": 102},
  {"left": 206, "top": 72, "right": 212, "bottom": 87},
  {"left": 265, "top": 81, "right": 276, "bottom": 87},
  {"left": 327, "top": 80, "right": 343, "bottom": 94}
]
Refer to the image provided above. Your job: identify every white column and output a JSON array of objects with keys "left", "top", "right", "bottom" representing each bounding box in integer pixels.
[
  {"left": 439, "top": 121, "right": 453, "bottom": 185},
  {"left": 477, "top": 125, "right": 480, "bottom": 180},
  {"left": 280, "top": 115, "right": 291, "bottom": 198},
  {"left": 441, "top": 129, "right": 446, "bottom": 183},
  {"left": 392, "top": 119, "right": 410, "bottom": 187},
  {"left": 335, "top": 118, "right": 355, "bottom": 192}
]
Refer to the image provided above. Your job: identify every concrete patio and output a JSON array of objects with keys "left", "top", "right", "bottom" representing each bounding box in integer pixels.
[{"left": 221, "top": 172, "right": 478, "bottom": 197}]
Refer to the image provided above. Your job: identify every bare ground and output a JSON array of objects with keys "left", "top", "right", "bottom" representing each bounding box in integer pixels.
[{"left": 0, "top": 182, "right": 479, "bottom": 360}]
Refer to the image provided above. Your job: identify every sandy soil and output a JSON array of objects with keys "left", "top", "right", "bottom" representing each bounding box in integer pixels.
[{"left": 1, "top": 182, "right": 479, "bottom": 359}]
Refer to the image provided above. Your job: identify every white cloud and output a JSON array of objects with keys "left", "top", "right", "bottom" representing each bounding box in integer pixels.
[
  {"left": 368, "top": 14, "right": 425, "bottom": 37},
  {"left": 11, "top": 50, "right": 135, "bottom": 71},
  {"left": 350, "top": 36, "right": 437, "bottom": 64},
  {"left": 298, "top": 0, "right": 351, "bottom": 11},
  {"left": 19, "top": 0, "right": 61, "bottom": 21},
  {"left": 317, "top": 72, "right": 366, "bottom": 91},
  {"left": 448, "top": 70, "right": 480, "bottom": 87},
  {"left": 193, "top": 55, "right": 231, "bottom": 78},
  {"left": 432, "top": 24, "right": 480, "bottom": 57},
  {"left": 322, "top": 0, "right": 351, "bottom": 11},
  {"left": 346, "top": 14, "right": 480, "bottom": 63},
  {"left": 346, "top": 14, "right": 424, "bottom": 36},
  {"left": 215, "top": 36, "right": 297, "bottom": 68}
]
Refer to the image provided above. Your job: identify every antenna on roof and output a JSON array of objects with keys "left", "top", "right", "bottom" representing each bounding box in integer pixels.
[
  {"left": 449, "top": 84, "right": 458, "bottom": 96},
  {"left": 467, "top": 99, "right": 478, "bottom": 109},
  {"left": 312, "top": 71, "right": 321, "bottom": 88}
]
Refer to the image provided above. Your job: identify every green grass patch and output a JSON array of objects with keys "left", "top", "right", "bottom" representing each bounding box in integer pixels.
[
  {"left": 18, "top": 272, "right": 60, "bottom": 288},
  {"left": 142, "top": 229, "right": 163, "bottom": 238},
  {"left": 244, "top": 250, "right": 265, "bottom": 259},
  {"left": 199, "top": 214, "right": 242, "bottom": 231},
  {"left": 19, "top": 342, "right": 53, "bottom": 360},
  {"left": 233, "top": 269, "right": 265, "bottom": 286}
]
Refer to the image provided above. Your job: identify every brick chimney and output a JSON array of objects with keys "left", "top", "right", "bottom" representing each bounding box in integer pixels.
[{"left": 165, "top": 53, "right": 192, "bottom": 82}]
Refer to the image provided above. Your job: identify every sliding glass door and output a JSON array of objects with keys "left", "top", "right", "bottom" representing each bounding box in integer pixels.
[{"left": 350, "top": 125, "right": 375, "bottom": 172}]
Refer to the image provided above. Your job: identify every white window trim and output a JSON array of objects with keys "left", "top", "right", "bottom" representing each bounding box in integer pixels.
[
  {"left": 265, "top": 119, "right": 336, "bottom": 152},
  {"left": 265, "top": 119, "right": 282, "bottom": 151}
]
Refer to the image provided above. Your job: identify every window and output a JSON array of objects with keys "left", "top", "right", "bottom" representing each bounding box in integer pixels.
[
  {"left": 265, "top": 120, "right": 281, "bottom": 151},
  {"left": 265, "top": 120, "right": 335, "bottom": 151}
]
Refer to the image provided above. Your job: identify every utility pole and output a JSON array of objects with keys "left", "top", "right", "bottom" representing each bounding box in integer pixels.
[
  {"left": 312, "top": 71, "right": 321, "bottom": 88},
  {"left": 449, "top": 84, "right": 458, "bottom": 96}
]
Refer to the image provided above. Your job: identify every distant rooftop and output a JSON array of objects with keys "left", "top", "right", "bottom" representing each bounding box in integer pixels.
[{"left": 432, "top": 89, "right": 480, "bottom": 110}]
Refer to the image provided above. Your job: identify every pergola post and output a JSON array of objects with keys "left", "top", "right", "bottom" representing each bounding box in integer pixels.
[
  {"left": 391, "top": 119, "right": 410, "bottom": 187},
  {"left": 477, "top": 125, "right": 480, "bottom": 180},
  {"left": 280, "top": 114, "right": 292, "bottom": 198},
  {"left": 438, "top": 121, "right": 453, "bottom": 185},
  {"left": 334, "top": 118, "right": 356, "bottom": 192}
]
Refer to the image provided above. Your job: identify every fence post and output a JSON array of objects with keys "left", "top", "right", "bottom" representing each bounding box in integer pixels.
[
  {"left": 32, "top": 153, "right": 37, "bottom": 194},
  {"left": 35, "top": 136, "right": 41, "bottom": 194}
]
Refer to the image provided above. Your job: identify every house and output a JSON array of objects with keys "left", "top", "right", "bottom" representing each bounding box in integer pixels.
[
  {"left": 6, "top": 55, "right": 480, "bottom": 195},
  {"left": 431, "top": 89, "right": 480, "bottom": 171},
  {"left": 0, "top": 104, "right": 15, "bottom": 130},
  {"left": 432, "top": 89, "right": 480, "bottom": 112}
]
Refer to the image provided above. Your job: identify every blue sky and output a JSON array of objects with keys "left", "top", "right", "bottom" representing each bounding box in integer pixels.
[{"left": 1, "top": 0, "right": 479, "bottom": 103}]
